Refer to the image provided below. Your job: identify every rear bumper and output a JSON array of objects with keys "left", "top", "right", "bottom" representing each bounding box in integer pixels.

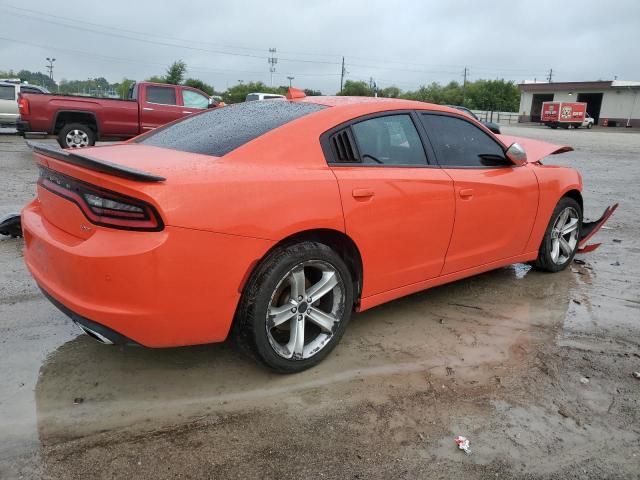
[
  {"left": 16, "top": 120, "right": 30, "bottom": 134},
  {"left": 40, "top": 287, "right": 140, "bottom": 346},
  {"left": 22, "top": 199, "right": 273, "bottom": 347}
]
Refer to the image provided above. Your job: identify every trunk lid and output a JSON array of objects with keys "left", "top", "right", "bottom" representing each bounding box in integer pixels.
[{"left": 31, "top": 142, "right": 220, "bottom": 238}]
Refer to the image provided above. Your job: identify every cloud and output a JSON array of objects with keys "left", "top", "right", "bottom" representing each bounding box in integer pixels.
[{"left": 0, "top": 0, "right": 638, "bottom": 94}]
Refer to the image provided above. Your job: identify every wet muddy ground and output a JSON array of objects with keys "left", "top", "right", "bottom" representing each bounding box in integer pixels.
[{"left": 1, "top": 126, "right": 639, "bottom": 479}]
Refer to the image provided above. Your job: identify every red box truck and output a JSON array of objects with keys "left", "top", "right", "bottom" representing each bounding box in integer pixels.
[{"left": 541, "top": 101, "right": 593, "bottom": 129}]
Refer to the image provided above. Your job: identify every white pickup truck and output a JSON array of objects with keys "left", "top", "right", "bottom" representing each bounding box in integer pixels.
[{"left": 0, "top": 80, "right": 49, "bottom": 128}]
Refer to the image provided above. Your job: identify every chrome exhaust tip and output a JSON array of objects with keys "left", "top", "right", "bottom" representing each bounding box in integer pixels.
[{"left": 76, "top": 323, "right": 115, "bottom": 345}]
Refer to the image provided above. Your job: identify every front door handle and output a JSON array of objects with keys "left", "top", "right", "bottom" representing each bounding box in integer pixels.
[
  {"left": 459, "top": 188, "right": 474, "bottom": 198},
  {"left": 352, "top": 188, "right": 375, "bottom": 199},
  {"left": 143, "top": 107, "right": 154, "bottom": 111},
  {"left": 182, "top": 110, "right": 194, "bottom": 114}
]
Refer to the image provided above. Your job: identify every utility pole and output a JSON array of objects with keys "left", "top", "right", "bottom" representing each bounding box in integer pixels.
[
  {"left": 547, "top": 68, "right": 553, "bottom": 83},
  {"left": 45, "top": 57, "right": 56, "bottom": 81},
  {"left": 340, "top": 56, "right": 346, "bottom": 94},
  {"left": 287, "top": 76, "right": 294, "bottom": 88},
  {"left": 462, "top": 66, "right": 468, "bottom": 105},
  {"left": 268, "top": 48, "right": 277, "bottom": 87}
]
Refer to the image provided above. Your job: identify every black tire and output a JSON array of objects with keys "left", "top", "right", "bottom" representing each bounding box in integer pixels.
[
  {"left": 57, "top": 123, "right": 96, "bottom": 148},
  {"left": 234, "top": 241, "right": 354, "bottom": 373},
  {"left": 550, "top": 125, "right": 558, "bottom": 129},
  {"left": 587, "top": 122, "right": 593, "bottom": 129},
  {"left": 535, "top": 197, "right": 582, "bottom": 272}
]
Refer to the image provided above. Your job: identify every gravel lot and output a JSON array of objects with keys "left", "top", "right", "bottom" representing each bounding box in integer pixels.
[{"left": 1, "top": 125, "right": 639, "bottom": 479}]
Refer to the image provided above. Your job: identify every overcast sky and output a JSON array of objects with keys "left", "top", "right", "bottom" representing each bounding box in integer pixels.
[{"left": 1, "top": 0, "right": 639, "bottom": 93}]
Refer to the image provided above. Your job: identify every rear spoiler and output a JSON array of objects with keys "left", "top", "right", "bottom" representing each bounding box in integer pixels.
[{"left": 27, "top": 142, "right": 165, "bottom": 183}]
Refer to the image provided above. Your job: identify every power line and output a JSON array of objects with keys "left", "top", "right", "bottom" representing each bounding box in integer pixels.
[{"left": 0, "top": 6, "right": 561, "bottom": 79}]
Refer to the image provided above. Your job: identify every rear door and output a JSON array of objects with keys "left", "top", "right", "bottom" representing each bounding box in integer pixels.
[
  {"left": 419, "top": 113, "right": 539, "bottom": 274},
  {"left": 326, "top": 112, "right": 455, "bottom": 298},
  {"left": 139, "top": 84, "right": 184, "bottom": 132},
  {"left": 0, "top": 84, "right": 18, "bottom": 125}
]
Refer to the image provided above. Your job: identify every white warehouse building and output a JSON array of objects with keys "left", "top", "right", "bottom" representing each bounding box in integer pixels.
[{"left": 518, "top": 80, "right": 640, "bottom": 127}]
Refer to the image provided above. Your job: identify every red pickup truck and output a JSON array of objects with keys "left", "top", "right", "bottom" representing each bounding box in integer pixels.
[{"left": 17, "top": 82, "right": 215, "bottom": 148}]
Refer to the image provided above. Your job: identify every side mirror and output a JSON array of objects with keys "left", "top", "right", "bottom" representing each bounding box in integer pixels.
[
  {"left": 208, "top": 97, "right": 218, "bottom": 109},
  {"left": 506, "top": 142, "right": 527, "bottom": 166}
]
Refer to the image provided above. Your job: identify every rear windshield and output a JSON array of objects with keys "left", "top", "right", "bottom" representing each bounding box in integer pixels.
[{"left": 138, "top": 101, "right": 326, "bottom": 156}]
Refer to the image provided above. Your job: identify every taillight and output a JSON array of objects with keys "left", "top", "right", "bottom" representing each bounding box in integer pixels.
[
  {"left": 18, "top": 96, "right": 30, "bottom": 116},
  {"left": 38, "top": 166, "right": 163, "bottom": 231}
]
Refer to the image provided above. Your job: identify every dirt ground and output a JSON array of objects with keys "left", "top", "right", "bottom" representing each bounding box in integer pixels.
[{"left": 1, "top": 125, "right": 639, "bottom": 480}]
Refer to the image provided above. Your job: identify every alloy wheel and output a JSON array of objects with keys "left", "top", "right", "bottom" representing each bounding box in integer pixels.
[
  {"left": 550, "top": 206, "right": 579, "bottom": 264},
  {"left": 266, "top": 260, "right": 345, "bottom": 360},
  {"left": 65, "top": 129, "right": 89, "bottom": 148}
]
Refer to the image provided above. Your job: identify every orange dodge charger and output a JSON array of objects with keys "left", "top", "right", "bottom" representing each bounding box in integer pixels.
[{"left": 22, "top": 90, "right": 616, "bottom": 372}]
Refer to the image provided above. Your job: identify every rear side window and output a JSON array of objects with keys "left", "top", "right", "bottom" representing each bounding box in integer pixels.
[
  {"left": 138, "top": 101, "right": 326, "bottom": 156},
  {"left": 420, "top": 114, "right": 505, "bottom": 167},
  {"left": 146, "top": 86, "right": 177, "bottom": 105},
  {"left": 0, "top": 85, "right": 14, "bottom": 100},
  {"left": 351, "top": 114, "right": 427, "bottom": 166}
]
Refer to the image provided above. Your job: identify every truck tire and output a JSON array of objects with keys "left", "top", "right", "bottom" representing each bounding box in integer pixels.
[{"left": 57, "top": 123, "right": 96, "bottom": 149}]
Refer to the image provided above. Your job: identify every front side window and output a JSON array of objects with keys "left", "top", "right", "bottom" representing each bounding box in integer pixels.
[
  {"left": 351, "top": 114, "right": 427, "bottom": 166},
  {"left": 146, "top": 86, "right": 177, "bottom": 105},
  {"left": 0, "top": 85, "right": 14, "bottom": 100},
  {"left": 420, "top": 114, "right": 505, "bottom": 167},
  {"left": 182, "top": 90, "right": 209, "bottom": 109}
]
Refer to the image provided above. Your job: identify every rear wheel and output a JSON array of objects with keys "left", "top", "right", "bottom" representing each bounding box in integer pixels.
[
  {"left": 535, "top": 197, "right": 582, "bottom": 272},
  {"left": 57, "top": 123, "right": 96, "bottom": 148},
  {"left": 235, "top": 242, "right": 354, "bottom": 373}
]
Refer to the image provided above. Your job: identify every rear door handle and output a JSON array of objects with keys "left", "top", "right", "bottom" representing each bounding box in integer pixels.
[
  {"left": 143, "top": 107, "right": 154, "bottom": 111},
  {"left": 459, "top": 188, "right": 474, "bottom": 198},
  {"left": 352, "top": 188, "right": 375, "bottom": 199}
]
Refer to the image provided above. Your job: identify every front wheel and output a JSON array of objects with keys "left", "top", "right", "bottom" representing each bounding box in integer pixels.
[
  {"left": 535, "top": 197, "right": 582, "bottom": 272},
  {"left": 587, "top": 122, "right": 593, "bottom": 129},
  {"left": 57, "top": 123, "right": 96, "bottom": 149},
  {"left": 235, "top": 242, "right": 354, "bottom": 373}
]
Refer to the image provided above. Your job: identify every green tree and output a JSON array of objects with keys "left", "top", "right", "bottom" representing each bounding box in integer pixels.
[
  {"left": 184, "top": 78, "right": 214, "bottom": 96},
  {"left": 465, "top": 79, "right": 519, "bottom": 111},
  {"left": 165, "top": 60, "right": 186, "bottom": 85},
  {"left": 221, "top": 81, "right": 283, "bottom": 104},
  {"left": 146, "top": 75, "right": 166, "bottom": 83},
  {"left": 117, "top": 78, "right": 135, "bottom": 99},
  {"left": 338, "top": 80, "right": 373, "bottom": 96},
  {"left": 379, "top": 86, "right": 401, "bottom": 98}
]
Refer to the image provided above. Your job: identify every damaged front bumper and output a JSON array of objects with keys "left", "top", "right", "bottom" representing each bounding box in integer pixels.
[{"left": 577, "top": 203, "right": 619, "bottom": 253}]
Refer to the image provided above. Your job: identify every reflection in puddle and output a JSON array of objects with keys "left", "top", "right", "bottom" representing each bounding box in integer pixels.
[
  {"left": 33, "top": 265, "right": 575, "bottom": 447},
  {"left": 512, "top": 263, "right": 532, "bottom": 279}
]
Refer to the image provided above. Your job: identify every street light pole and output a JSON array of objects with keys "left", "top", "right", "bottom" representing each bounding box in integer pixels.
[
  {"left": 45, "top": 57, "right": 56, "bottom": 81},
  {"left": 287, "top": 76, "right": 295, "bottom": 88}
]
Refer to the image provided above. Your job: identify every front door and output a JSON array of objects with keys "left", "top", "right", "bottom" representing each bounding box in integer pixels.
[
  {"left": 327, "top": 113, "right": 455, "bottom": 298},
  {"left": 419, "top": 113, "right": 539, "bottom": 275}
]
